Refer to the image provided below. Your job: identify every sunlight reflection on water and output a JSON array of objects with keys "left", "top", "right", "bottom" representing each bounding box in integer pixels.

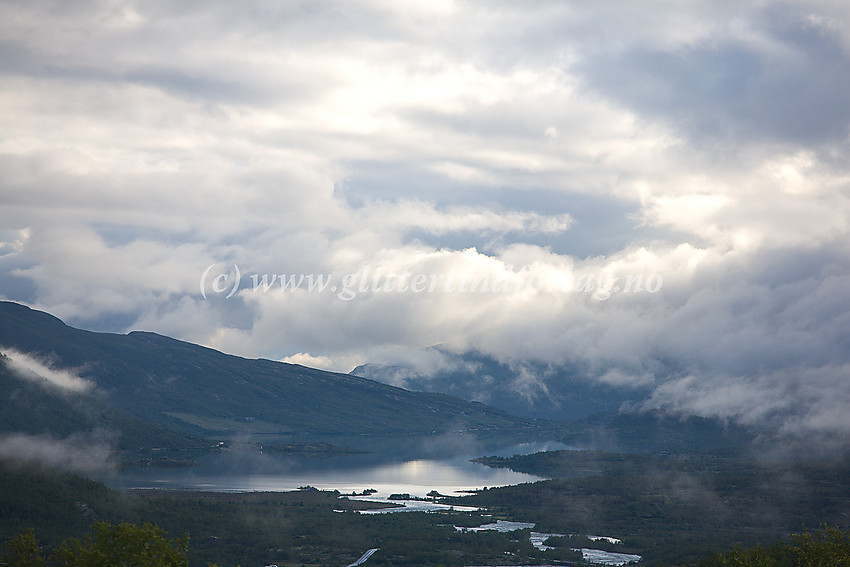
[{"left": 107, "top": 440, "right": 569, "bottom": 496}]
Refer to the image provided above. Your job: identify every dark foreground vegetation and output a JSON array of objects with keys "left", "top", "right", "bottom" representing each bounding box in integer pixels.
[
  {"left": 2, "top": 522, "right": 189, "bottom": 567},
  {"left": 6, "top": 522, "right": 850, "bottom": 567},
  {"left": 696, "top": 526, "right": 850, "bottom": 566}
]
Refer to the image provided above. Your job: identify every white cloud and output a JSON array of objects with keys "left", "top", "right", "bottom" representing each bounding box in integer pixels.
[
  {"left": 0, "top": 432, "right": 115, "bottom": 474},
  {"left": 2, "top": 348, "right": 94, "bottom": 393}
]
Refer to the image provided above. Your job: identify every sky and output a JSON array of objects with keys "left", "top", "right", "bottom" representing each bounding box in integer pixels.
[{"left": 1, "top": 0, "right": 850, "bottom": 436}]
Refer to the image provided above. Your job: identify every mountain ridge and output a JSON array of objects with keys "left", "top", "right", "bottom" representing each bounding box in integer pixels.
[{"left": 0, "top": 301, "right": 548, "bottom": 447}]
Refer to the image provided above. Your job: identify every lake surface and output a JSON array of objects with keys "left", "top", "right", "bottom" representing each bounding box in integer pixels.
[{"left": 106, "top": 440, "right": 569, "bottom": 498}]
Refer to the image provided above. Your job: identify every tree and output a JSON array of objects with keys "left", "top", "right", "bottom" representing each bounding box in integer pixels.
[
  {"left": 50, "top": 522, "right": 188, "bottom": 567},
  {"left": 791, "top": 525, "right": 850, "bottom": 567},
  {"left": 1, "top": 529, "right": 45, "bottom": 567}
]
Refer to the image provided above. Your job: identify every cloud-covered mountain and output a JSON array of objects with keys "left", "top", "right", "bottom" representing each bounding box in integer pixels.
[{"left": 353, "top": 348, "right": 649, "bottom": 422}]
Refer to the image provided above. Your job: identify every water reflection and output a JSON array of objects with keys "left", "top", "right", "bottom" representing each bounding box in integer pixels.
[{"left": 107, "top": 440, "right": 570, "bottom": 497}]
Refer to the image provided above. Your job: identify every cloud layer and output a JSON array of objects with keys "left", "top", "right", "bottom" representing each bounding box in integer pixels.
[
  {"left": 0, "top": 432, "right": 115, "bottom": 474},
  {"left": 2, "top": 0, "right": 850, "bottom": 434},
  {"left": 2, "top": 348, "right": 94, "bottom": 393}
]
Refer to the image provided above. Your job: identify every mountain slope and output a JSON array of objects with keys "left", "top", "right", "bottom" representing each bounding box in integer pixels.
[
  {"left": 0, "top": 302, "right": 544, "bottom": 441},
  {"left": 353, "top": 348, "right": 649, "bottom": 422},
  {"left": 557, "top": 410, "right": 757, "bottom": 455},
  {"left": 0, "top": 354, "right": 205, "bottom": 450}
]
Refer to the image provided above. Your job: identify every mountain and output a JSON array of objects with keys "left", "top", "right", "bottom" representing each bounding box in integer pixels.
[
  {"left": 0, "top": 354, "right": 204, "bottom": 450},
  {"left": 0, "top": 302, "right": 546, "bottom": 447},
  {"left": 352, "top": 348, "right": 650, "bottom": 422},
  {"left": 557, "top": 409, "right": 758, "bottom": 455},
  {"left": 352, "top": 350, "right": 761, "bottom": 455}
]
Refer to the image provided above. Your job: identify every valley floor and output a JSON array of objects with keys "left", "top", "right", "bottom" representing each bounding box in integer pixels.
[{"left": 5, "top": 447, "right": 850, "bottom": 566}]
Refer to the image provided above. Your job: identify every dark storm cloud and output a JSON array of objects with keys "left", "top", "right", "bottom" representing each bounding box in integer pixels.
[{"left": 575, "top": 4, "right": 850, "bottom": 145}]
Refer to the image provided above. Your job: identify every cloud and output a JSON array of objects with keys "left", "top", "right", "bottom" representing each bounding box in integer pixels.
[
  {"left": 0, "top": 432, "right": 116, "bottom": 474},
  {"left": 1, "top": 0, "right": 850, "bottom": 436},
  {"left": 2, "top": 348, "right": 94, "bottom": 393},
  {"left": 644, "top": 364, "right": 850, "bottom": 438}
]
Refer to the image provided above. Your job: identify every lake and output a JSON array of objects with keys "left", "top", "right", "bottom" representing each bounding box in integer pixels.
[{"left": 105, "top": 440, "right": 569, "bottom": 498}]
